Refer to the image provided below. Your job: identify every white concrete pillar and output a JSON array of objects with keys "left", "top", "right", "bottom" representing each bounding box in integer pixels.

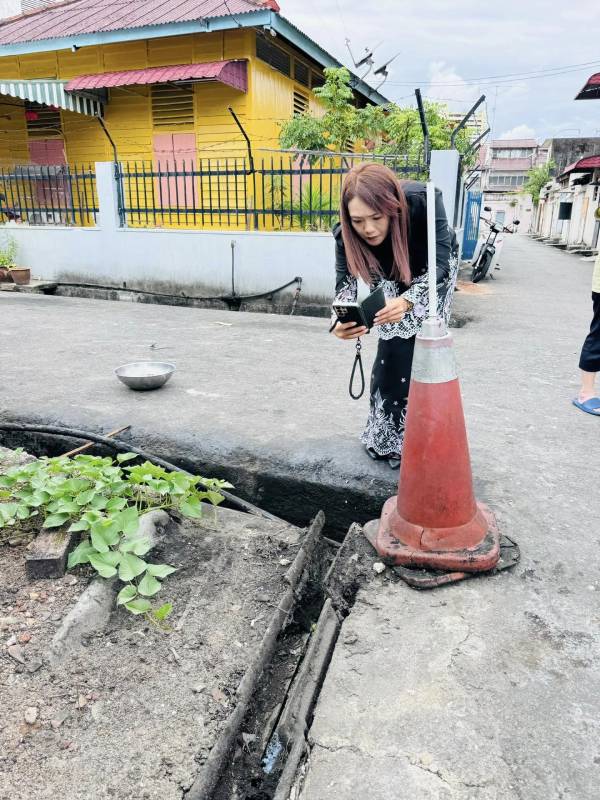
[
  {"left": 430, "top": 150, "right": 461, "bottom": 228},
  {"left": 95, "top": 161, "right": 121, "bottom": 231}
]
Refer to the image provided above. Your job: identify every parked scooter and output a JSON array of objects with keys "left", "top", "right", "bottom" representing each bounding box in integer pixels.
[{"left": 471, "top": 207, "right": 519, "bottom": 283}]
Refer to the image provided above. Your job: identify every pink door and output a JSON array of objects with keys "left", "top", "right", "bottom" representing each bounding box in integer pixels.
[
  {"left": 28, "top": 139, "right": 69, "bottom": 217},
  {"left": 153, "top": 133, "right": 196, "bottom": 211}
]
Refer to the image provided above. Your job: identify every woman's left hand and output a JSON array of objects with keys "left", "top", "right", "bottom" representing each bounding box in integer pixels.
[{"left": 373, "top": 297, "right": 411, "bottom": 326}]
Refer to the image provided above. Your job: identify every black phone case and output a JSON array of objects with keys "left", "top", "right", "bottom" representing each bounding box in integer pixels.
[{"left": 360, "top": 285, "right": 386, "bottom": 328}]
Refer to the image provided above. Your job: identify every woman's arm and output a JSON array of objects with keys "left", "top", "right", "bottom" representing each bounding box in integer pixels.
[
  {"left": 331, "top": 226, "right": 364, "bottom": 338},
  {"left": 374, "top": 189, "right": 457, "bottom": 327}
]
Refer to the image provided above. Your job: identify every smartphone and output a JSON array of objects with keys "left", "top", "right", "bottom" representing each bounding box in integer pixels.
[{"left": 331, "top": 302, "right": 366, "bottom": 328}]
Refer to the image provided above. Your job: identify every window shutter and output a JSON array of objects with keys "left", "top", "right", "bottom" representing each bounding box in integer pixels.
[
  {"left": 294, "top": 60, "right": 310, "bottom": 88},
  {"left": 151, "top": 84, "right": 194, "bottom": 129},
  {"left": 293, "top": 90, "right": 309, "bottom": 117},
  {"left": 256, "top": 35, "right": 291, "bottom": 77}
]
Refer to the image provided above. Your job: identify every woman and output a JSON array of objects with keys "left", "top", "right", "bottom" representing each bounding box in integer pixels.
[{"left": 331, "top": 162, "right": 458, "bottom": 468}]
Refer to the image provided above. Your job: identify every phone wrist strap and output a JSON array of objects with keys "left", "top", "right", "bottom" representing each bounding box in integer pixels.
[{"left": 349, "top": 338, "right": 365, "bottom": 400}]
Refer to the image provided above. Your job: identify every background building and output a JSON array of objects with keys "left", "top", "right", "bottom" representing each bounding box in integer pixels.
[{"left": 474, "top": 138, "right": 548, "bottom": 231}]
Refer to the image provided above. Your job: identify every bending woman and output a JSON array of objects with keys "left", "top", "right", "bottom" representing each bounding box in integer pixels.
[{"left": 331, "top": 163, "right": 458, "bottom": 469}]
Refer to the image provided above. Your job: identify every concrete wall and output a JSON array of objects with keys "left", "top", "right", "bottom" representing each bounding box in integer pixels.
[
  {"left": 2, "top": 163, "right": 337, "bottom": 298},
  {"left": 3, "top": 158, "right": 463, "bottom": 299}
]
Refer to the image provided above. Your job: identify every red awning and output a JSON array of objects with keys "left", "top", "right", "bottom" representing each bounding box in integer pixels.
[
  {"left": 575, "top": 72, "right": 600, "bottom": 100},
  {"left": 559, "top": 155, "right": 600, "bottom": 178},
  {"left": 65, "top": 60, "right": 247, "bottom": 93}
]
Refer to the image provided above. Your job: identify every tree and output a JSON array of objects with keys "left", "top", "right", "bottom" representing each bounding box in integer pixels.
[
  {"left": 521, "top": 162, "right": 555, "bottom": 204},
  {"left": 279, "top": 67, "right": 475, "bottom": 166}
]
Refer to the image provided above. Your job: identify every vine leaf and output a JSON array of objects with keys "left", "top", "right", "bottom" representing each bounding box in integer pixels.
[
  {"left": 117, "top": 584, "right": 137, "bottom": 606},
  {"left": 125, "top": 598, "right": 152, "bottom": 615},
  {"left": 118, "top": 553, "right": 148, "bottom": 582},
  {"left": 138, "top": 573, "right": 162, "bottom": 597}
]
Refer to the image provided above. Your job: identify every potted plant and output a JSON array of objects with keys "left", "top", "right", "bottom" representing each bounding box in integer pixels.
[{"left": 0, "top": 235, "right": 30, "bottom": 285}]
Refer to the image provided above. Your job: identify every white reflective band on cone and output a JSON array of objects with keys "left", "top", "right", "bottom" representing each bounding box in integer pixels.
[{"left": 411, "top": 336, "right": 458, "bottom": 384}]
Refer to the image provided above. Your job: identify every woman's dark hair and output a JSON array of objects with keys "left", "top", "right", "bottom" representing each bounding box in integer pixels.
[{"left": 340, "top": 162, "right": 411, "bottom": 285}]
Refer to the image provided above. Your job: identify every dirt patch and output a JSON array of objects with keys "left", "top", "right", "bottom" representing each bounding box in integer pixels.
[
  {"left": 455, "top": 279, "right": 491, "bottom": 295},
  {"left": 0, "top": 504, "right": 303, "bottom": 800}
]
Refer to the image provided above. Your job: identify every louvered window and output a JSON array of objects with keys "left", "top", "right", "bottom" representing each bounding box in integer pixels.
[
  {"left": 311, "top": 71, "right": 325, "bottom": 90},
  {"left": 151, "top": 84, "right": 194, "bottom": 129},
  {"left": 256, "top": 34, "right": 291, "bottom": 77},
  {"left": 293, "top": 90, "right": 309, "bottom": 117},
  {"left": 25, "top": 102, "right": 62, "bottom": 138},
  {"left": 294, "top": 60, "right": 310, "bottom": 88}
]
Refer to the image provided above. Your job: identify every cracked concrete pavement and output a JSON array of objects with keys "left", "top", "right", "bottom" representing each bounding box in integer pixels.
[{"left": 298, "top": 236, "right": 600, "bottom": 800}]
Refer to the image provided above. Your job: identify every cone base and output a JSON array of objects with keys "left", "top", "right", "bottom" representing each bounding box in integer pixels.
[{"left": 364, "top": 497, "right": 501, "bottom": 573}]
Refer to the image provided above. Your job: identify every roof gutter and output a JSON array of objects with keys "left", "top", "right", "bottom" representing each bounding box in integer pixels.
[{"left": 0, "top": 11, "right": 387, "bottom": 106}]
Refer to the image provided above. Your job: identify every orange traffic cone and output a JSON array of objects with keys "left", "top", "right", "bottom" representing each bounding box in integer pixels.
[{"left": 364, "top": 320, "right": 500, "bottom": 576}]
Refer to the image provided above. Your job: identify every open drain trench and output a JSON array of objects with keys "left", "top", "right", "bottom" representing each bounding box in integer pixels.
[{"left": 0, "top": 425, "right": 375, "bottom": 800}]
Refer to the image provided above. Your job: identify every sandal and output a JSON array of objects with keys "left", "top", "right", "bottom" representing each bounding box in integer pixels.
[{"left": 572, "top": 397, "right": 600, "bottom": 416}]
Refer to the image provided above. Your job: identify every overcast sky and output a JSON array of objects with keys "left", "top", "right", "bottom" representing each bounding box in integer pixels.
[{"left": 279, "top": 0, "right": 600, "bottom": 141}]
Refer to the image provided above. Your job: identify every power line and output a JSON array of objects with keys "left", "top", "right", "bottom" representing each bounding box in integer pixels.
[{"left": 384, "top": 59, "right": 600, "bottom": 87}]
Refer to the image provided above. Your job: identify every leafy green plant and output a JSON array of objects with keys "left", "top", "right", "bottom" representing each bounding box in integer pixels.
[
  {"left": 0, "top": 234, "right": 17, "bottom": 268},
  {"left": 279, "top": 67, "right": 476, "bottom": 169},
  {"left": 291, "top": 185, "right": 340, "bottom": 231},
  {"left": 0, "top": 453, "right": 231, "bottom": 619},
  {"left": 521, "top": 161, "right": 555, "bottom": 204}
]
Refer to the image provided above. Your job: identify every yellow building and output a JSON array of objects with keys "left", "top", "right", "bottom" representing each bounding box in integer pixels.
[{"left": 0, "top": 0, "right": 387, "bottom": 171}]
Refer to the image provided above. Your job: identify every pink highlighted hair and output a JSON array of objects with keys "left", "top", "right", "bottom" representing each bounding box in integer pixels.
[{"left": 340, "top": 162, "right": 411, "bottom": 285}]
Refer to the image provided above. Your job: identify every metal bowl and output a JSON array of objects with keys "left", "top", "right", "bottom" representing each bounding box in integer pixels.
[{"left": 114, "top": 361, "right": 176, "bottom": 391}]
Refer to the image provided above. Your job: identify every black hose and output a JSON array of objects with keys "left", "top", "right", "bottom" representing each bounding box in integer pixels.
[
  {"left": 0, "top": 423, "right": 283, "bottom": 524},
  {"left": 50, "top": 276, "right": 302, "bottom": 305}
]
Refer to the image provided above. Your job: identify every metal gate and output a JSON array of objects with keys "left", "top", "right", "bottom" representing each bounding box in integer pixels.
[{"left": 462, "top": 191, "right": 482, "bottom": 260}]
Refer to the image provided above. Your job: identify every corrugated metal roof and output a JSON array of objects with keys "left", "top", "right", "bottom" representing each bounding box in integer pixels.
[
  {"left": 575, "top": 72, "right": 600, "bottom": 100},
  {"left": 0, "top": 0, "right": 273, "bottom": 45},
  {"left": 0, "top": 77, "right": 102, "bottom": 115},
  {"left": 559, "top": 155, "right": 600, "bottom": 177},
  {"left": 65, "top": 60, "right": 247, "bottom": 92}
]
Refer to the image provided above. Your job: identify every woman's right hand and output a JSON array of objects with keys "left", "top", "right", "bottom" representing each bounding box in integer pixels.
[{"left": 332, "top": 321, "right": 368, "bottom": 340}]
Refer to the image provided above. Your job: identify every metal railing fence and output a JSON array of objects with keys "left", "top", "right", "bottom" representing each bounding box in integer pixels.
[
  {"left": 0, "top": 163, "right": 98, "bottom": 226},
  {"left": 116, "top": 151, "right": 428, "bottom": 230}
]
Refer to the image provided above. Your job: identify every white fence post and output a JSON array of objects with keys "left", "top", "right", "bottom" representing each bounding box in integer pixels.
[{"left": 95, "top": 161, "right": 121, "bottom": 231}]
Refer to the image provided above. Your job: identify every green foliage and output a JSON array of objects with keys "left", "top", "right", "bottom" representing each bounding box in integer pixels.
[
  {"left": 522, "top": 161, "right": 555, "bottom": 204},
  {"left": 0, "top": 453, "right": 232, "bottom": 618},
  {"left": 0, "top": 234, "right": 17, "bottom": 268},
  {"left": 279, "top": 67, "right": 475, "bottom": 168}
]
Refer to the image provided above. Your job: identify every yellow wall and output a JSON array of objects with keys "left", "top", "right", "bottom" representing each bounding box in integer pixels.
[
  {"left": 0, "top": 29, "right": 332, "bottom": 229},
  {"left": 0, "top": 28, "right": 329, "bottom": 168}
]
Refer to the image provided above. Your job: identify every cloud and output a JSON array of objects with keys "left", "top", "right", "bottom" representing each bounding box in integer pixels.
[
  {"left": 499, "top": 124, "right": 536, "bottom": 140},
  {"left": 424, "top": 62, "right": 481, "bottom": 110}
]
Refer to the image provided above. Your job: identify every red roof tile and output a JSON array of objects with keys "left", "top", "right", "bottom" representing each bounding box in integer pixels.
[
  {"left": 0, "top": 0, "right": 275, "bottom": 45},
  {"left": 65, "top": 60, "right": 247, "bottom": 92}
]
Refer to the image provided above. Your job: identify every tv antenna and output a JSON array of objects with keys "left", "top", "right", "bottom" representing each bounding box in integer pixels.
[
  {"left": 372, "top": 51, "right": 401, "bottom": 90},
  {"left": 345, "top": 39, "right": 383, "bottom": 79}
]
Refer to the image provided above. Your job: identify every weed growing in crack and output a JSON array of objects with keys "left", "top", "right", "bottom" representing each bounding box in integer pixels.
[{"left": 0, "top": 453, "right": 232, "bottom": 621}]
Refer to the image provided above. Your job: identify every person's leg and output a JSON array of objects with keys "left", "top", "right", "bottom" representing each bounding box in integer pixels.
[
  {"left": 578, "top": 293, "right": 600, "bottom": 391},
  {"left": 578, "top": 369, "right": 597, "bottom": 402},
  {"left": 361, "top": 336, "right": 415, "bottom": 466},
  {"left": 575, "top": 292, "right": 600, "bottom": 410}
]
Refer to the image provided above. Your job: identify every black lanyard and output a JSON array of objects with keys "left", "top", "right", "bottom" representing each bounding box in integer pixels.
[{"left": 349, "top": 338, "right": 365, "bottom": 400}]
